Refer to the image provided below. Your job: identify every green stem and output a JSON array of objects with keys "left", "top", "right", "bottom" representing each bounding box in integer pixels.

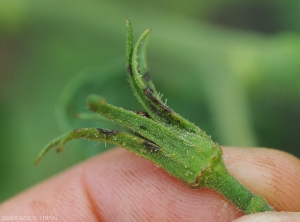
[{"left": 201, "top": 160, "right": 274, "bottom": 214}]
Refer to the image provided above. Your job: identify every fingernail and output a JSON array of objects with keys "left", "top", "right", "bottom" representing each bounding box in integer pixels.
[{"left": 233, "top": 212, "right": 300, "bottom": 222}]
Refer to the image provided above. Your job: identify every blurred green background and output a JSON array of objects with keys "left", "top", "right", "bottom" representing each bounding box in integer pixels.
[{"left": 1, "top": 0, "right": 300, "bottom": 202}]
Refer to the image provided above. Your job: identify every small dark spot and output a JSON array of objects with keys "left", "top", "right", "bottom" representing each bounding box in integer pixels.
[
  {"left": 143, "top": 141, "right": 161, "bottom": 152},
  {"left": 97, "top": 128, "right": 118, "bottom": 138},
  {"left": 144, "top": 88, "right": 154, "bottom": 94},
  {"left": 136, "top": 111, "right": 150, "bottom": 118},
  {"left": 127, "top": 66, "right": 133, "bottom": 75},
  {"left": 140, "top": 124, "right": 147, "bottom": 130},
  {"left": 143, "top": 71, "right": 151, "bottom": 82},
  {"left": 143, "top": 88, "right": 152, "bottom": 96}
]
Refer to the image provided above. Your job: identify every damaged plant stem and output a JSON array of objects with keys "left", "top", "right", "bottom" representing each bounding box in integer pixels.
[{"left": 36, "top": 19, "right": 274, "bottom": 214}]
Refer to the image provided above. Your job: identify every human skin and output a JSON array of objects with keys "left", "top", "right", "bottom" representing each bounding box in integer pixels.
[{"left": 0, "top": 147, "right": 300, "bottom": 222}]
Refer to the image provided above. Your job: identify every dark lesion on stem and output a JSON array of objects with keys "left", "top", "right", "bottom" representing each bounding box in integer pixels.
[
  {"left": 143, "top": 88, "right": 173, "bottom": 113},
  {"left": 143, "top": 140, "right": 161, "bottom": 152},
  {"left": 97, "top": 128, "right": 119, "bottom": 138},
  {"left": 140, "top": 124, "right": 147, "bottom": 130},
  {"left": 135, "top": 111, "right": 151, "bottom": 118},
  {"left": 127, "top": 66, "right": 133, "bottom": 75},
  {"left": 143, "top": 71, "right": 151, "bottom": 82}
]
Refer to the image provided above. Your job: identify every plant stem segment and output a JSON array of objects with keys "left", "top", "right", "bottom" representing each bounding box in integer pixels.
[
  {"left": 36, "top": 19, "right": 275, "bottom": 214},
  {"left": 195, "top": 155, "right": 274, "bottom": 213}
]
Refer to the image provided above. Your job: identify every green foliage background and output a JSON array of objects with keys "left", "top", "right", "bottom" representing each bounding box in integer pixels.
[{"left": 1, "top": 0, "right": 300, "bottom": 202}]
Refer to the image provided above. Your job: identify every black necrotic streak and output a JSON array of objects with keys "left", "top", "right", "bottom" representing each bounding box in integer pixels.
[
  {"left": 143, "top": 141, "right": 161, "bottom": 152},
  {"left": 97, "top": 128, "right": 119, "bottom": 137},
  {"left": 143, "top": 88, "right": 172, "bottom": 113}
]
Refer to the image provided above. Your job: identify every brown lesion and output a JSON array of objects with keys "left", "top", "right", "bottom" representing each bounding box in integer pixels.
[
  {"left": 127, "top": 66, "right": 133, "bottom": 76},
  {"left": 143, "top": 140, "right": 161, "bottom": 152},
  {"left": 97, "top": 128, "right": 119, "bottom": 138},
  {"left": 143, "top": 71, "right": 151, "bottom": 82},
  {"left": 135, "top": 111, "right": 150, "bottom": 118}
]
